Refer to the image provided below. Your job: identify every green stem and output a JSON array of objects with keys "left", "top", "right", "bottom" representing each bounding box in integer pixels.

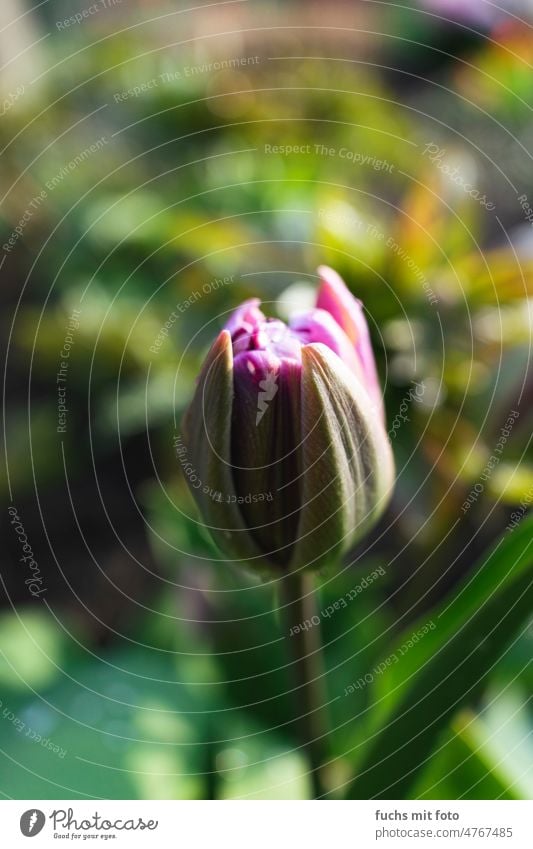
[{"left": 281, "top": 570, "right": 329, "bottom": 798}]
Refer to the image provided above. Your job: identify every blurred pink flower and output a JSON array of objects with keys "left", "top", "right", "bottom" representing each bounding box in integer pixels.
[{"left": 420, "top": 0, "right": 503, "bottom": 27}]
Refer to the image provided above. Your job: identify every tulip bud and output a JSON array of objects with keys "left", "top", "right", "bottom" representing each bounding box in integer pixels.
[{"left": 181, "top": 266, "right": 394, "bottom": 574}]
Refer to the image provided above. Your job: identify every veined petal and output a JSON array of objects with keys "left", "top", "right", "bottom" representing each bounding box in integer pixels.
[
  {"left": 290, "top": 343, "right": 394, "bottom": 572},
  {"left": 181, "top": 330, "right": 262, "bottom": 563},
  {"left": 316, "top": 265, "right": 383, "bottom": 417}
]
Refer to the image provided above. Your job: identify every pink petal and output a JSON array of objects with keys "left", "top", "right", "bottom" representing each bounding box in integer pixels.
[
  {"left": 224, "top": 298, "right": 265, "bottom": 341},
  {"left": 233, "top": 348, "right": 282, "bottom": 387},
  {"left": 289, "top": 308, "right": 364, "bottom": 383},
  {"left": 316, "top": 265, "right": 383, "bottom": 415}
]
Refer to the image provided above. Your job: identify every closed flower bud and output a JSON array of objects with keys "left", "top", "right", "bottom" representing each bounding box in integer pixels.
[{"left": 181, "top": 266, "right": 395, "bottom": 574}]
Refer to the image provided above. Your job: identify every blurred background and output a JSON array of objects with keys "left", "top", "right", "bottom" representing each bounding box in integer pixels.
[{"left": 1, "top": 0, "right": 532, "bottom": 800}]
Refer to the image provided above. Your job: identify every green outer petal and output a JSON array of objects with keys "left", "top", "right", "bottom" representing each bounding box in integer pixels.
[
  {"left": 181, "top": 330, "right": 262, "bottom": 565},
  {"left": 230, "top": 356, "right": 302, "bottom": 567},
  {"left": 290, "top": 343, "right": 395, "bottom": 572}
]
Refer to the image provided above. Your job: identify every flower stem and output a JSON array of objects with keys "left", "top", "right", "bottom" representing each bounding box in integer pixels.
[{"left": 281, "top": 570, "right": 329, "bottom": 798}]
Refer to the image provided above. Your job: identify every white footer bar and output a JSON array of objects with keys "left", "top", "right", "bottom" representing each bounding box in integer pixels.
[{"left": 3, "top": 800, "right": 533, "bottom": 848}]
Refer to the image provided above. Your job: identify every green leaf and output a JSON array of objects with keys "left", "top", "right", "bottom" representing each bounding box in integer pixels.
[
  {"left": 412, "top": 706, "right": 524, "bottom": 800},
  {"left": 346, "top": 516, "right": 533, "bottom": 799}
]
